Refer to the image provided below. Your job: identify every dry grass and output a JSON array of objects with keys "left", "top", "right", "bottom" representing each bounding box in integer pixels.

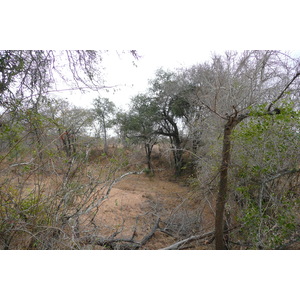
[{"left": 0, "top": 145, "right": 216, "bottom": 250}]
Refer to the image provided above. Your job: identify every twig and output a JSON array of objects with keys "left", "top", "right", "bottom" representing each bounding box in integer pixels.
[
  {"left": 9, "top": 158, "right": 35, "bottom": 168},
  {"left": 77, "top": 170, "right": 145, "bottom": 216}
]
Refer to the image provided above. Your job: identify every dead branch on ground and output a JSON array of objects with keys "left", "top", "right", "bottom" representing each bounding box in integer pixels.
[
  {"left": 161, "top": 225, "right": 240, "bottom": 250},
  {"left": 80, "top": 216, "right": 161, "bottom": 249}
]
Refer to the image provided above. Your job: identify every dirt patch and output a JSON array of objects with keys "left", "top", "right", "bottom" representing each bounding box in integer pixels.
[
  {"left": 1, "top": 150, "right": 215, "bottom": 250},
  {"left": 84, "top": 172, "right": 214, "bottom": 249}
]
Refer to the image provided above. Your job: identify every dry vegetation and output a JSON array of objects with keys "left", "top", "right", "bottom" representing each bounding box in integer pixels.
[
  {"left": 2, "top": 50, "right": 300, "bottom": 250},
  {"left": 2, "top": 140, "right": 300, "bottom": 250},
  {"left": 0, "top": 143, "right": 217, "bottom": 250}
]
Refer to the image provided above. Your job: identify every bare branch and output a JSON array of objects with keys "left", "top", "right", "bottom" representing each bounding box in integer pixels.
[
  {"left": 161, "top": 230, "right": 214, "bottom": 250},
  {"left": 267, "top": 72, "right": 300, "bottom": 111},
  {"left": 139, "top": 216, "right": 160, "bottom": 246},
  {"left": 77, "top": 170, "right": 145, "bottom": 216},
  {"left": 264, "top": 167, "right": 300, "bottom": 183}
]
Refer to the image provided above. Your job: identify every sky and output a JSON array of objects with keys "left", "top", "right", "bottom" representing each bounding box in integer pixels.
[
  {"left": 67, "top": 49, "right": 216, "bottom": 110},
  {"left": 66, "top": 49, "right": 300, "bottom": 111}
]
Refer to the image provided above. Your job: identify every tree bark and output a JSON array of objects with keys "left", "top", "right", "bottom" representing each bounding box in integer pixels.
[
  {"left": 144, "top": 142, "right": 153, "bottom": 171},
  {"left": 214, "top": 112, "right": 249, "bottom": 249},
  {"left": 102, "top": 116, "right": 108, "bottom": 155},
  {"left": 215, "top": 119, "right": 234, "bottom": 250},
  {"left": 170, "top": 135, "right": 183, "bottom": 177},
  {"left": 157, "top": 111, "right": 184, "bottom": 176}
]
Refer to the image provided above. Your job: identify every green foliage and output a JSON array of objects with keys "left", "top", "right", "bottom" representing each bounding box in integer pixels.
[
  {"left": 109, "top": 148, "right": 129, "bottom": 169},
  {"left": 233, "top": 101, "right": 300, "bottom": 175},
  {"left": 0, "top": 51, "right": 25, "bottom": 93},
  {"left": 231, "top": 100, "right": 300, "bottom": 248},
  {"left": 149, "top": 69, "right": 192, "bottom": 120},
  {"left": 238, "top": 197, "right": 299, "bottom": 249},
  {"left": 20, "top": 193, "right": 48, "bottom": 224},
  {"left": 143, "top": 168, "right": 151, "bottom": 175},
  {"left": 93, "top": 97, "right": 116, "bottom": 129},
  {"left": 0, "top": 121, "right": 26, "bottom": 160},
  {"left": 132, "top": 99, "right": 158, "bottom": 132},
  {"left": 0, "top": 185, "right": 49, "bottom": 232},
  {"left": 143, "top": 168, "right": 155, "bottom": 177}
]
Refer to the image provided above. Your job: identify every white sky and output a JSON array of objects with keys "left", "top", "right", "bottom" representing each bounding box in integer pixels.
[
  {"left": 67, "top": 49, "right": 216, "bottom": 110},
  {"left": 67, "top": 49, "right": 300, "bottom": 111}
]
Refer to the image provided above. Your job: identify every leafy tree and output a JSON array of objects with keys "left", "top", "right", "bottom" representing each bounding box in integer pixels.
[
  {"left": 149, "top": 69, "right": 192, "bottom": 176},
  {"left": 92, "top": 97, "right": 116, "bottom": 154},
  {"left": 124, "top": 69, "right": 203, "bottom": 176},
  {"left": 118, "top": 94, "right": 160, "bottom": 171}
]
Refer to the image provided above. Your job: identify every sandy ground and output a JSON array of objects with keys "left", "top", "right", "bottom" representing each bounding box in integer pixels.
[{"left": 83, "top": 171, "right": 215, "bottom": 249}]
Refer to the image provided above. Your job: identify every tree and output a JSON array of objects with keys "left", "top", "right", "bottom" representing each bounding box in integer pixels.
[
  {"left": 0, "top": 50, "right": 138, "bottom": 113},
  {"left": 0, "top": 50, "right": 109, "bottom": 163},
  {"left": 0, "top": 50, "right": 147, "bottom": 250},
  {"left": 44, "top": 98, "right": 94, "bottom": 157},
  {"left": 186, "top": 50, "right": 300, "bottom": 249},
  {"left": 118, "top": 94, "right": 160, "bottom": 171},
  {"left": 0, "top": 51, "right": 104, "bottom": 109},
  {"left": 92, "top": 97, "right": 116, "bottom": 154},
  {"left": 149, "top": 69, "right": 192, "bottom": 176}
]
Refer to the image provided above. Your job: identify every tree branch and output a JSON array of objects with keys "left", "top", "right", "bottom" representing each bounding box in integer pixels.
[
  {"left": 267, "top": 72, "right": 300, "bottom": 111},
  {"left": 139, "top": 216, "right": 160, "bottom": 246},
  {"left": 80, "top": 216, "right": 161, "bottom": 249},
  {"left": 161, "top": 230, "right": 214, "bottom": 250},
  {"left": 264, "top": 167, "right": 300, "bottom": 183},
  {"left": 161, "top": 225, "right": 240, "bottom": 250}
]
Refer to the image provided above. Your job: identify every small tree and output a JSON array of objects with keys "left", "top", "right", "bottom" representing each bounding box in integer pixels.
[
  {"left": 118, "top": 94, "right": 160, "bottom": 171},
  {"left": 93, "top": 97, "right": 116, "bottom": 154},
  {"left": 43, "top": 98, "right": 94, "bottom": 157}
]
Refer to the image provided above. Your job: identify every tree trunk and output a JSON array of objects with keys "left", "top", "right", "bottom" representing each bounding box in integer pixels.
[
  {"left": 33, "top": 125, "right": 43, "bottom": 161},
  {"left": 59, "top": 130, "right": 71, "bottom": 157},
  {"left": 170, "top": 135, "right": 183, "bottom": 177},
  {"left": 145, "top": 143, "right": 153, "bottom": 171},
  {"left": 173, "top": 147, "right": 183, "bottom": 177},
  {"left": 103, "top": 117, "right": 108, "bottom": 155},
  {"left": 215, "top": 120, "right": 234, "bottom": 250}
]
